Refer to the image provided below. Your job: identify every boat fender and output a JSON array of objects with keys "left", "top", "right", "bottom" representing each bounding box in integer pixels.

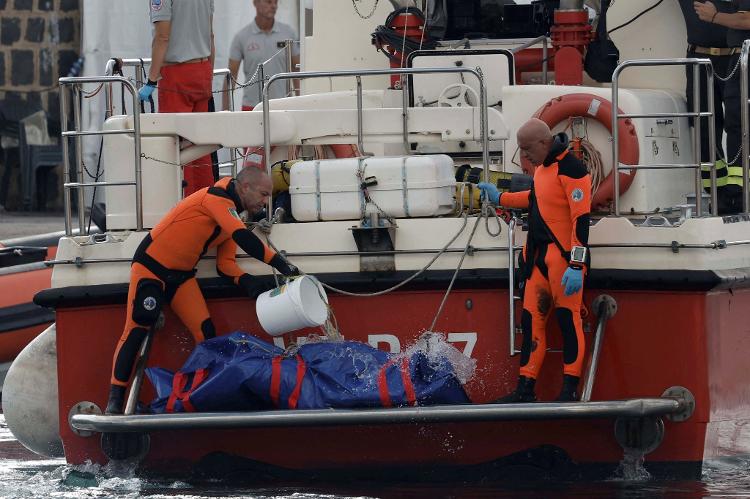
[
  {"left": 3, "top": 324, "right": 63, "bottom": 457},
  {"left": 525, "top": 93, "right": 639, "bottom": 209}
]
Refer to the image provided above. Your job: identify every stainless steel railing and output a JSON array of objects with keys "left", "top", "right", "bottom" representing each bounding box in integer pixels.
[
  {"left": 281, "top": 39, "right": 296, "bottom": 97},
  {"left": 509, "top": 35, "right": 549, "bottom": 84},
  {"left": 580, "top": 295, "right": 617, "bottom": 402},
  {"left": 103, "top": 58, "right": 236, "bottom": 114},
  {"left": 739, "top": 39, "right": 750, "bottom": 213},
  {"left": 254, "top": 41, "right": 298, "bottom": 103},
  {"left": 611, "top": 59, "right": 717, "bottom": 217},
  {"left": 261, "top": 66, "right": 490, "bottom": 217},
  {"left": 59, "top": 60, "right": 240, "bottom": 237},
  {"left": 59, "top": 76, "right": 143, "bottom": 235},
  {"left": 507, "top": 215, "right": 521, "bottom": 357}
]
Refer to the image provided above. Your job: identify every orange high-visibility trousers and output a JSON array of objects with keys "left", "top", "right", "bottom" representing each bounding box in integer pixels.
[{"left": 158, "top": 60, "right": 215, "bottom": 195}]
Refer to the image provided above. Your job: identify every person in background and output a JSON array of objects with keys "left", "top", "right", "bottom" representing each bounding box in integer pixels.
[
  {"left": 679, "top": 0, "right": 733, "bottom": 212},
  {"left": 139, "top": 0, "right": 216, "bottom": 196},
  {"left": 105, "top": 167, "right": 298, "bottom": 414},
  {"left": 478, "top": 119, "right": 591, "bottom": 403},
  {"left": 224, "top": 0, "right": 299, "bottom": 168},
  {"left": 695, "top": 0, "right": 749, "bottom": 213}
]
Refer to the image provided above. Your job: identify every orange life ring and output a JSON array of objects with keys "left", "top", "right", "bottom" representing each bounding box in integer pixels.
[{"left": 523, "top": 93, "right": 639, "bottom": 209}]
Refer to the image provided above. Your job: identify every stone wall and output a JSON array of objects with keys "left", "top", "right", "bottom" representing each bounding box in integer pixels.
[
  {"left": 0, "top": 0, "right": 81, "bottom": 211},
  {"left": 0, "top": 0, "right": 81, "bottom": 113}
]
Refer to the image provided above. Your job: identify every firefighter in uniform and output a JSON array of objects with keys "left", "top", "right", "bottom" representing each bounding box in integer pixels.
[
  {"left": 139, "top": 0, "right": 216, "bottom": 196},
  {"left": 695, "top": 0, "right": 750, "bottom": 213},
  {"left": 106, "top": 167, "right": 298, "bottom": 414},
  {"left": 679, "top": 0, "right": 732, "bottom": 203},
  {"left": 479, "top": 118, "right": 591, "bottom": 403}
]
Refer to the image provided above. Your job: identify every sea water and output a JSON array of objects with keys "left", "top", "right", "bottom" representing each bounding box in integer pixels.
[
  {"left": 4, "top": 418, "right": 750, "bottom": 498},
  {"left": 2, "top": 333, "right": 750, "bottom": 498}
]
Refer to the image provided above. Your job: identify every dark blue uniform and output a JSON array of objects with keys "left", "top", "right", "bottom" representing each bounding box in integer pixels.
[
  {"left": 678, "top": 0, "right": 731, "bottom": 163},
  {"left": 720, "top": 0, "right": 750, "bottom": 213}
]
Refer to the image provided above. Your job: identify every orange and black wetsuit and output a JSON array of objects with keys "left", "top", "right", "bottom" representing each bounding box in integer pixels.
[
  {"left": 501, "top": 133, "right": 592, "bottom": 382},
  {"left": 110, "top": 176, "right": 288, "bottom": 388}
]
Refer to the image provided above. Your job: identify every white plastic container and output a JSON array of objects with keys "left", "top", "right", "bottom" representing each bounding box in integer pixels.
[
  {"left": 256, "top": 276, "right": 329, "bottom": 336},
  {"left": 290, "top": 155, "right": 456, "bottom": 221}
]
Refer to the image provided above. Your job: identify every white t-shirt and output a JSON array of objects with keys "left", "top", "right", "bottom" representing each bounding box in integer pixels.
[{"left": 229, "top": 20, "right": 299, "bottom": 108}]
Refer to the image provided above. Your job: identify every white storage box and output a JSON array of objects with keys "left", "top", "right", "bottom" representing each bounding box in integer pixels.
[{"left": 290, "top": 155, "right": 456, "bottom": 221}]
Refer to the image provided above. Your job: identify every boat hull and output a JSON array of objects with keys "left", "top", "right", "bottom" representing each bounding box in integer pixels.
[
  {"left": 45, "top": 275, "right": 750, "bottom": 479},
  {"left": 0, "top": 264, "right": 53, "bottom": 391}
]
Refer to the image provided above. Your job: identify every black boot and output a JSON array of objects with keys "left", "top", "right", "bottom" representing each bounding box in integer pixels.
[
  {"left": 555, "top": 375, "right": 580, "bottom": 402},
  {"left": 492, "top": 375, "right": 537, "bottom": 404},
  {"left": 105, "top": 384, "right": 126, "bottom": 415}
]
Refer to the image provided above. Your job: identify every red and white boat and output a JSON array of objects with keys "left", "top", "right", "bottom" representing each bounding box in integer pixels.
[
  {"left": 4, "top": 0, "right": 750, "bottom": 481},
  {"left": 0, "top": 234, "right": 57, "bottom": 391}
]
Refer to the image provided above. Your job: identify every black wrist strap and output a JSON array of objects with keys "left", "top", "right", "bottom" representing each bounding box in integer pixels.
[{"left": 146, "top": 79, "right": 158, "bottom": 87}]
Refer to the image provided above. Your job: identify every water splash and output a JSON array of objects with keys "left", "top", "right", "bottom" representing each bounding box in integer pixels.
[
  {"left": 611, "top": 448, "right": 651, "bottom": 481},
  {"left": 404, "top": 331, "right": 477, "bottom": 385}
]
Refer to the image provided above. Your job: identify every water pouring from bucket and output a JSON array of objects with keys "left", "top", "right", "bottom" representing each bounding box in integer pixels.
[{"left": 256, "top": 275, "right": 330, "bottom": 336}]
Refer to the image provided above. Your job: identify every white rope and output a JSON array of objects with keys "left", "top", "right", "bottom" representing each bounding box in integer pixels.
[
  {"left": 265, "top": 213, "right": 471, "bottom": 297},
  {"left": 428, "top": 213, "right": 483, "bottom": 331},
  {"left": 262, "top": 204, "right": 503, "bottom": 335},
  {"left": 400, "top": 7, "right": 410, "bottom": 69}
]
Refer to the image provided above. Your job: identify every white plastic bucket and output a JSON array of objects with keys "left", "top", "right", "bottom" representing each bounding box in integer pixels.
[{"left": 256, "top": 276, "right": 329, "bottom": 336}]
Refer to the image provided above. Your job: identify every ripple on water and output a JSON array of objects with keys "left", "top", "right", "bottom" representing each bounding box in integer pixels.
[{"left": 3, "top": 412, "right": 750, "bottom": 498}]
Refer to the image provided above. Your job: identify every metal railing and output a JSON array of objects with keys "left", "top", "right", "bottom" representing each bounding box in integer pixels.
[
  {"left": 611, "top": 59, "right": 717, "bottom": 217},
  {"left": 72, "top": 397, "right": 687, "bottom": 433},
  {"left": 103, "top": 57, "right": 239, "bottom": 177},
  {"left": 282, "top": 39, "right": 296, "bottom": 97},
  {"left": 59, "top": 60, "right": 240, "bottom": 237},
  {"left": 581, "top": 295, "right": 617, "bottom": 402},
  {"left": 261, "top": 66, "right": 490, "bottom": 216},
  {"left": 507, "top": 216, "right": 520, "bottom": 357},
  {"left": 740, "top": 39, "right": 750, "bottom": 213},
  {"left": 103, "top": 58, "right": 236, "bottom": 114},
  {"left": 254, "top": 40, "right": 298, "bottom": 103},
  {"left": 510, "top": 35, "right": 549, "bottom": 84},
  {"left": 59, "top": 76, "right": 143, "bottom": 235}
]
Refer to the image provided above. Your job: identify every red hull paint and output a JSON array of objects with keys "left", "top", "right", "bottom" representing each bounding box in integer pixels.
[
  {"left": 0, "top": 326, "right": 45, "bottom": 365},
  {"left": 54, "top": 287, "right": 750, "bottom": 472},
  {"left": 0, "top": 266, "right": 52, "bottom": 363}
]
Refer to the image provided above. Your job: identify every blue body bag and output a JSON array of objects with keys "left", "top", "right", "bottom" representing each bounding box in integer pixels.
[{"left": 146, "top": 332, "right": 470, "bottom": 413}]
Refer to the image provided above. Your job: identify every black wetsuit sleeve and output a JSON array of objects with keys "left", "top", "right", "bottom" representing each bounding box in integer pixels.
[{"left": 232, "top": 229, "right": 275, "bottom": 264}]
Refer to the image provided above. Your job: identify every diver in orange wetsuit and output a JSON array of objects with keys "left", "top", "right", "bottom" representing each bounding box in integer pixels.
[
  {"left": 106, "top": 167, "right": 298, "bottom": 414},
  {"left": 479, "top": 118, "right": 591, "bottom": 402}
]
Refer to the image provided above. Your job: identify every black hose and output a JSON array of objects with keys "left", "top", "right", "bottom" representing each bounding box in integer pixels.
[
  {"left": 606, "top": 0, "right": 664, "bottom": 36},
  {"left": 372, "top": 7, "right": 437, "bottom": 63},
  {"left": 86, "top": 113, "right": 106, "bottom": 234}
]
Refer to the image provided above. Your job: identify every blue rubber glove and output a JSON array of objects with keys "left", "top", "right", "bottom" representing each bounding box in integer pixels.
[
  {"left": 561, "top": 266, "right": 583, "bottom": 296},
  {"left": 477, "top": 182, "right": 500, "bottom": 205},
  {"left": 138, "top": 81, "right": 156, "bottom": 102}
]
